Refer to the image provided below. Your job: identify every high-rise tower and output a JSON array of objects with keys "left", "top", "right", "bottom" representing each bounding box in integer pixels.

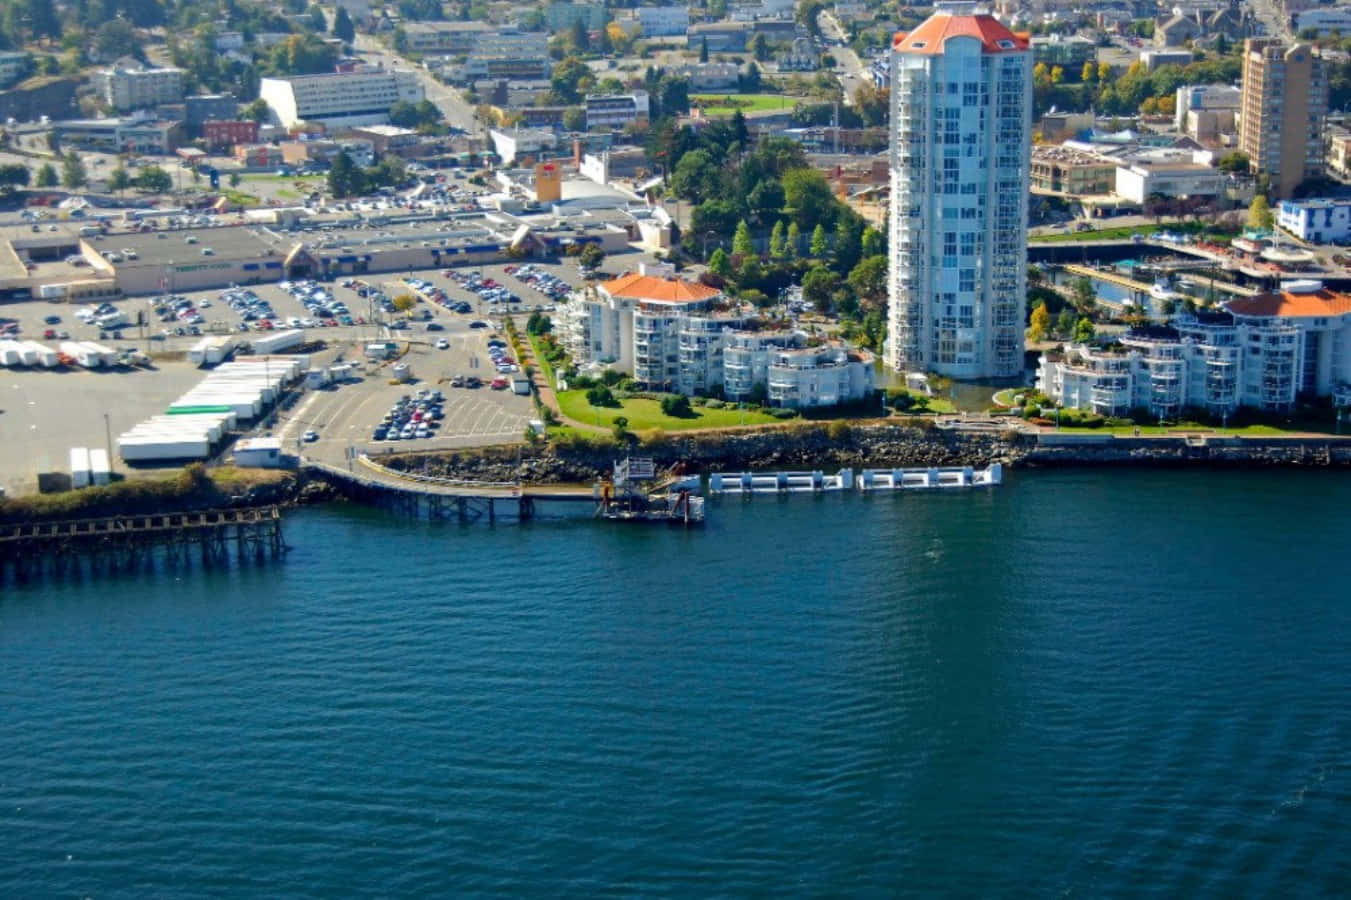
[
  {"left": 886, "top": 8, "right": 1031, "bottom": 379},
  {"left": 1239, "top": 39, "right": 1328, "bottom": 201}
]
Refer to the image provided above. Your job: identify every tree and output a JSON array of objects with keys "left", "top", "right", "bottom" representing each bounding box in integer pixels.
[
  {"left": 1072, "top": 277, "right": 1095, "bottom": 313},
  {"left": 660, "top": 394, "right": 693, "bottom": 417},
  {"left": 802, "top": 265, "right": 840, "bottom": 313},
  {"left": 747, "top": 33, "right": 771, "bottom": 62},
  {"left": 392, "top": 294, "right": 417, "bottom": 312},
  {"left": 1097, "top": 61, "right": 1112, "bottom": 83},
  {"left": 332, "top": 6, "right": 356, "bottom": 43},
  {"left": 1081, "top": 61, "right": 1097, "bottom": 83},
  {"left": 1218, "top": 151, "right": 1250, "bottom": 174},
  {"left": 0, "top": 164, "right": 29, "bottom": 193},
  {"left": 782, "top": 167, "right": 835, "bottom": 231},
  {"left": 732, "top": 219, "right": 754, "bottom": 257},
  {"left": 1073, "top": 317, "right": 1096, "bottom": 343},
  {"left": 846, "top": 255, "right": 888, "bottom": 304},
  {"left": 107, "top": 166, "right": 131, "bottom": 195},
  {"left": 562, "top": 106, "right": 586, "bottom": 132},
  {"left": 809, "top": 223, "right": 829, "bottom": 258},
  {"left": 860, "top": 226, "right": 884, "bottom": 259},
  {"left": 689, "top": 199, "right": 740, "bottom": 244},
  {"left": 61, "top": 152, "right": 86, "bottom": 190},
  {"left": 708, "top": 247, "right": 732, "bottom": 278},
  {"left": 306, "top": 3, "right": 327, "bottom": 32},
  {"left": 328, "top": 150, "right": 366, "bottom": 198},
  {"left": 699, "top": 37, "right": 709, "bottom": 63},
  {"left": 95, "top": 20, "right": 141, "bottom": 62},
  {"left": 242, "top": 99, "right": 269, "bottom": 123},
  {"left": 135, "top": 166, "right": 172, "bottom": 193},
  {"left": 769, "top": 220, "right": 787, "bottom": 259},
  {"left": 1248, "top": 194, "right": 1274, "bottom": 231},
  {"left": 785, "top": 222, "right": 800, "bottom": 260},
  {"left": 35, "top": 162, "right": 57, "bottom": 188},
  {"left": 745, "top": 178, "right": 784, "bottom": 225},
  {"left": 550, "top": 56, "right": 593, "bottom": 105},
  {"left": 228, "top": 172, "right": 241, "bottom": 188},
  {"left": 578, "top": 242, "right": 605, "bottom": 271},
  {"left": 671, "top": 148, "right": 720, "bottom": 203},
  {"left": 1027, "top": 303, "right": 1051, "bottom": 342},
  {"left": 1055, "top": 308, "right": 1076, "bottom": 337}
]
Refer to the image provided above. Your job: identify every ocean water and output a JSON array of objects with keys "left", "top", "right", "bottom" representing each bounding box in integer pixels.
[{"left": 2, "top": 469, "right": 1348, "bottom": 897}]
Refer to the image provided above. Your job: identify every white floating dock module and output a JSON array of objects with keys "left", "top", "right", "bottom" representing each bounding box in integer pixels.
[
  {"left": 70, "top": 446, "right": 92, "bottom": 488},
  {"left": 89, "top": 448, "right": 111, "bottom": 485},
  {"left": 708, "top": 469, "right": 855, "bottom": 494},
  {"left": 857, "top": 464, "right": 1002, "bottom": 491}
]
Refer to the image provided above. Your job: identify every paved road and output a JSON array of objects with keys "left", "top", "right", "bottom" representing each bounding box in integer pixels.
[
  {"left": 351, "top": 32, "right": 481, "bottom": 136},
  {"left": 820, "top": 11, "right": 869, "bottom": 106}
]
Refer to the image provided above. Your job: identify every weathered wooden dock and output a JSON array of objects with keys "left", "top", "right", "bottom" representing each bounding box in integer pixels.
[{"left": 0, "top": 506, "right": 287, "bottom": 582}]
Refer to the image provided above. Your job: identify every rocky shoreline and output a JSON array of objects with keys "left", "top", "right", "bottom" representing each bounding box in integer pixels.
[{"left": 370, "top": 422, "right": 1351, "bottom": 486}]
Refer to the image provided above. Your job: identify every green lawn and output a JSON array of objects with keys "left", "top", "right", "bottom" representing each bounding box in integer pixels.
[
  {"left": 222, "top": 189, "right": 258, "bottom": 206},
  {"left": 557, "top": 391, "right": 782, "bottom": 431},
  {"left": 1030, "top": 222, "right": 1240, "bottom": 244},
  {"left": 690, "top": 93, "right": 797, "bottom": 116}
]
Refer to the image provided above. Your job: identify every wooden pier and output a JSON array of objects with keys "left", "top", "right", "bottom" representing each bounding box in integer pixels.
[{"left": 0, "top": 506, "right": 287, "bottom": 582}]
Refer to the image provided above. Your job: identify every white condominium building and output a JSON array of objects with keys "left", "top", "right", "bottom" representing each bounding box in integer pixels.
[
  {"left": 1037, "top": 281, "right": 1351, "bottom": 417},
  {"left": 561, "top": 274, "right": 875, "bottom": 407},
  {"left": 886, "top": 9, "right": 1032, "bottom": 379},
  {"left": 258, "top": 70, "right": 424, "bottom": 129},
  {"left": 95, "top": 65, "right": 186, "bottom": 111}
]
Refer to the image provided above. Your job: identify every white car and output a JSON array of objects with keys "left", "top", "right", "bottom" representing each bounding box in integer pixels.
[{"left": 435, "top": 338, "right": 449, "bottom": 350}]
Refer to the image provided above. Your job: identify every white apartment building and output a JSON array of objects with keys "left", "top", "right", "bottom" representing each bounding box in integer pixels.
[
  {"left": 1038, "top": 281, "right": 1351, "bottom": 416},
  {"left": 767, "top": 346, "right": 877, "bottom": 408},
  {"left": 95, "top": 65, "right": 186, "bottom": 111},
  {"left": 584, "top": 92, "right": 650, "bottom": 130},
  {"left": 1277, "top": 198, "right": 1351, "bottom": 244},
  {"left": 258, "top": 70, "right": 424, "bottom": 129},
  {"left": 886, "top": 10, "right": 1032, "bottom": 379},
  {"left": 561, "top": 274, "right": 874, "bottom": 406},
  {"left": 635, "top": 6, "right": 690, "bottom": 36}
]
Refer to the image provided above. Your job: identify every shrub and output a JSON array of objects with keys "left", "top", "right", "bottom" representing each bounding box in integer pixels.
[
  {"left": 769, "top": 407, "right": 799, "bottom": 419},
  {"left": 705, "top": 398, "right": 726, "bottom": 409},
  {"left": 826, "top": 420, "right": 852, "bottom": 441},
  {"left": 660, "top": 394, "right": 694, "bottom": 417},
  {"left": 586, "top": 385, "right": 618, "bottom": 407}
]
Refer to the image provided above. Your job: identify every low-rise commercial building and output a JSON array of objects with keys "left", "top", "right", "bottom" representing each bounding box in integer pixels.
[
  {"left": 1277, "top": 198, "right": 1351, "bottom": 244},
  {"left": 1031, "top": 34, "right": 1097, "bottom": 70},
  {"left": 545, "top": 1, "right": 607, "bottom": 31},
  {"left": 56, "top": 117, "right": 181, "bottom": 154},
  {"left": 401, "top": 21, "right": 495, "bottom": 55},
  {"left": 1114, "top": 160, "right": 1224, "bottom": 203},
  {"left": 1038, "top": 281, "right": 1351, "bottom": 416},
  {"left": 1031, "top": 145, "right": 1116, "bottom": 195},
  {"left": 203, "top": 120, "right": 260, "bottom": 151},
  {"left": 634, "top": 6, "right": 689, "bottom": 36},
  {"left": 185, "top": 94, "right": 240, "bottom": 137}
]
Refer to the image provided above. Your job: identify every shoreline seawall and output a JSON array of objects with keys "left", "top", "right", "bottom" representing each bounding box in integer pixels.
[{"left": 376, "top": 423, "right": 1351, "bottom": 485}]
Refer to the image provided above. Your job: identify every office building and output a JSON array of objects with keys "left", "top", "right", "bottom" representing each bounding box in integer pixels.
[
  {"left": 886, "top": 9, "right": 1032, "bottom": 379},
  {"left": 584, "top": 92, "right": 649, "bottom": 130},
  {"left": 258, "top": 69, "right": 424, "bottom": 129},
  {"left": 1239, "top": 39, "right": 1328, "bottom": 200}
]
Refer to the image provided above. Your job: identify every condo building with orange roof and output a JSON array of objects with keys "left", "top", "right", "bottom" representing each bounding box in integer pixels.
[
  {"left": 1037, "top": 280, "right": 1351, "bottom": 417},
  {"left": 560, "top": 269, "right": 875, "bottom": 406},
  {"left": 885, "top": 5, "right": 1032, "bottom": 380}
]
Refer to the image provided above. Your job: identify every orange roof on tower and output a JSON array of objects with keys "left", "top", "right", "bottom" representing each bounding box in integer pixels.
[
  {"left": 599, "top": 273, "right": 721, "bottom": 304},
  {"left": 892, "top": 12, "right": 1028, "bottom": 55}
]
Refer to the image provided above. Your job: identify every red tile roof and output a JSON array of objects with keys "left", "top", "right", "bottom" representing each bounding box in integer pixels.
[
  {"left": 1226, "top": 287, "right": 1351, "bottom": 318},
  {"left": 600, "top": 273, "right": 721, "bottom": 304},
  {"left": 893, "top": 13, "right": 1028, "bottom": 55}
]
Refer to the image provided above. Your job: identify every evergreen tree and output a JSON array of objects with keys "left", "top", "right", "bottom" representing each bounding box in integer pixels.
[
  {"left": 769, "top": 220, "right": 787, "bottom": 259},
  {"left": 732, "top": 219, "right": 754, "bottom": 257},
  {"left": 61, "top": 151, "right": 86, "bottom": 190},
  {"left": 699, "top": 37, "right": 709, "bottom": 63},
  {"left": 708, "top": 247, "right": 732, "bottom": 277},
  {"left": 786, "top": 222, "right": 801, "bottom": 259},
  {"left": 809, "top": 223, "right": 829, "bottom": 257},
  {"left": 333, "top": 6, "right": 356, "bottom": 43},
  {"left": 35, "top": 162, "right": 57, "bottom": 188}
]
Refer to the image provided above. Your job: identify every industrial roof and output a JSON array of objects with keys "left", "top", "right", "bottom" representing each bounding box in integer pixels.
[
  {"left": 600, "top": 273, "right": 720, "bottom": 304},
  {"left": 892, "top": 13, "right": 1028, "bottom": 55}
]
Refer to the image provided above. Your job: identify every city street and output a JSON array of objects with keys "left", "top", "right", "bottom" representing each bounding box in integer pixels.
[
  {"left": 820, "top": 11, "right": 870, "bottom": 106},
  {"left": 351, "top": 32, "right": 481, "bottom": 136}
]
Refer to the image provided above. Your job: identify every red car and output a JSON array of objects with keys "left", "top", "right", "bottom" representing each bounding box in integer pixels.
[{"left": 43, "top": 328, "right": 56, "bottom": 339}]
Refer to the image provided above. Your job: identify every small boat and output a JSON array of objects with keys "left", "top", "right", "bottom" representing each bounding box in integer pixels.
[{"left": 1149, "top": 278, "right": 1183, "bottom": 301}]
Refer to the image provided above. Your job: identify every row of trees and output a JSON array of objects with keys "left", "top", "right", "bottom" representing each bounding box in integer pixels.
[{"left": 326, "top": 151, "right": 409, "bottom": 199}]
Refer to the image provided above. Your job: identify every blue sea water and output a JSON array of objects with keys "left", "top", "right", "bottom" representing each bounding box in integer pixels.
[{"left": 1, "top": 469, "right": 1348, "bottom": 897}]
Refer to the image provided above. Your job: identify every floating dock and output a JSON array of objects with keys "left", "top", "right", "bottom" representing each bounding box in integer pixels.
[{"left": 707, "top": 464, "right": 1001, "bottom": 495}]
